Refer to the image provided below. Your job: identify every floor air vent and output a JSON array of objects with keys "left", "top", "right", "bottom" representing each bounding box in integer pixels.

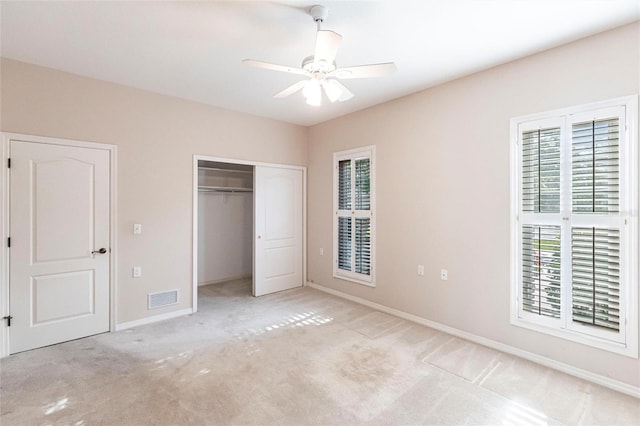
[{"left": 148, "top": 290, "right": 179, "bottom": 309}]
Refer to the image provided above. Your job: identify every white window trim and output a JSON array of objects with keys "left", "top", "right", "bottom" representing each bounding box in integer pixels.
[
  {"left": 333, "top": 145, "right": 376, "bottom": 287},
  {"left": 509, "top": 95, "right": 638, "bottom": 358}
]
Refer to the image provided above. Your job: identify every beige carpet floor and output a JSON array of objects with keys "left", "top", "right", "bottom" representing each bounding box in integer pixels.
[{"left": 1, "top": 279, "right": 638, "bottom": 425}]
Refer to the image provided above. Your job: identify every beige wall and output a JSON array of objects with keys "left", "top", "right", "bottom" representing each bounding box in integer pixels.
[
  {"left": 307, "top": 22, "right": 640, "bottom": 387},
  {"left": 0, "top": 58, "right": 307, "bottom": 323}
]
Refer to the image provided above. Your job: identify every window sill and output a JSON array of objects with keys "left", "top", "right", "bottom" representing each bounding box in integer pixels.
[
  {"left": 333, "top": 273, "right": 375, "bottom": 288},
  {"left": 510, "top": 316, "right": 637, "bottom": 358}
]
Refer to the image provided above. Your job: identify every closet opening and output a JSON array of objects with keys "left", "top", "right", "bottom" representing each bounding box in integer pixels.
[
  {"left": 197, "top": 160, "right": 254, "bottom": 301},
  {"left": 193, "top": 155, "right": 306, "bottom": 313}
]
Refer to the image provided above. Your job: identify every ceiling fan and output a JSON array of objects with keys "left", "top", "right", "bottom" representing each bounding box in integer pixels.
[{"left": 243, "top": 5, "right": 396, "bottom": 107}]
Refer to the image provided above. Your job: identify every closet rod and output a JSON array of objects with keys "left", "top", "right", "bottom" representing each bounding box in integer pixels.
[
  {"left": 198, "top": 166, "right": 252, "bottom": 174},
  {"left": 198, "top": 185, "right": 253, "bottom": 193}
]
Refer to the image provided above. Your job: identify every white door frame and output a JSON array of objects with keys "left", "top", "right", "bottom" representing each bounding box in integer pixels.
[
  {"left": 0, "top": 133, "right": 118, "bottom": 357},
  {"left": 192, "top": 155, "right": 307, "bottom": 312}
]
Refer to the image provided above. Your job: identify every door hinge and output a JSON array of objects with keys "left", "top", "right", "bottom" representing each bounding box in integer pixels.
[
  {"left": 7, "top": 158, "right": 10, "bottom": 168},
  {"left": 3, "top": 316, "right": 12, "bottom": 327},
  {"left": 7, "top": 237, "right": 10, "bottom": 248}
]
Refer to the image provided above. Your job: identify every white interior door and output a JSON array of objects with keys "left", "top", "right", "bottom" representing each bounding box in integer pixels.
[
  {"left": 9, "top": 140, "right": 110, "bottom": 353},
  {"left": 254, "top": 166, "right": 303, "bottom": 296}
]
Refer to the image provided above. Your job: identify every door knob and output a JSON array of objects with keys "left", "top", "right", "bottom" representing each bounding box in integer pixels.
[{"left": 92, "top": 248, "right": 107, "bottom": 254}]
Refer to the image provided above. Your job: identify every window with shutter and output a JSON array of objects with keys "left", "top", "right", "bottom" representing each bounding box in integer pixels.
[
  {"left": 334, "top": 146, "right": 375, "bottom": 286},
  {"left": 511, "top": 96, "right": 637, "bottom": 357}
]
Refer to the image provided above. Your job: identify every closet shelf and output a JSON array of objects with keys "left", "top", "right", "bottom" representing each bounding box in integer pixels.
[
  {"left": 198, "top": 167, "right": 252, "bottom": 175},
  {"left": 198, "top": 185, "right": 253, "bottom": 193}
]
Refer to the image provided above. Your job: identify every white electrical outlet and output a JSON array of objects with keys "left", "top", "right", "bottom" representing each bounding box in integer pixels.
[
  {"left": 440, "top": 269, "right": 448, "bottom": 280},
  {"left": 133, "top": 224, "right": 142, "bottom": 235},
  {"left": 417, "top": 265, "right": 425, "bottom": 276},
  {"left": 320, "top": 248, "right": 324, "bottom": 256},
  {"left": 133, "top": 266, "right": 142, "bottom": 278}
]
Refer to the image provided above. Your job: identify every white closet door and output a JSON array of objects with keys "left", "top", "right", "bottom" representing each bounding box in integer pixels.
[
  {"left": 254, "top": 166, "right": 303, "bottom": 296},
  {"left": 9, "top": 140, "right": 110, "bottom": 353}
]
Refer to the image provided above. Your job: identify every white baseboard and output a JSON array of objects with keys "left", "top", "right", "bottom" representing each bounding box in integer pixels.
[
  {"left": 306, "top": 281, "right": 640, "bottom": 399},
  {"left": 198, "top": 274, "right": 252, "bottom": 287},
  {"left": 115, "top": 308, "right": 193, "bottom": 331}
]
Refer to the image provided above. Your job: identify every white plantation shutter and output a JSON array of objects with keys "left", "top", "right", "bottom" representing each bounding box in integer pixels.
[
  {"left": 338, "top": 160, "right": 351, "bottom": 210},
  {"left": 334, "top": 147, "right": 375, "bottom": 285},
  {"left": 572, "top": 118, "right": 620, "bottom": 213},
  {"left": 337, "top": 160, "right": 353, "bottom": 271},
  {"left": 521, "top": 225, "right": 561, "bottom": 318},
  {"left": 355, "top": 158, "right": 371, "bottom": 210},
  {"left": 569, "top": 113, "right": 623, "bottom": 336},
  {"left": 512, "top": 98, "right": 636, "bottom": 353},
  {"left": 519, "top": 124, "right": 563, "bottom": 325},
  {"left": 354, "top": 158, "right": 371, "bottom": 275},
  {"left": 571, "top": 227, "right": 620, "bottom": 331},
  {"left": 522, "top": 128, "right": 561, "bottom": 213},
  {"left": 354, "top": 218, "right": 371, "bottom": 275},
  {"left": 337, "top": 217, "right": 351, "bottom": 270}
]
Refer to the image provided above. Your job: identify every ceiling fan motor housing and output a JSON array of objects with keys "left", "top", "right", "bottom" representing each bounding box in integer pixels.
[{"left": 302, "top": 55, "right": 336, "bottom": 76}]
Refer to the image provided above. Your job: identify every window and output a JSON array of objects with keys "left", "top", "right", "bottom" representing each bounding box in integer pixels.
[
  {"left": 334, "top": 146, "right": 375, "bottom": 286},
  {"left": 511, "top": 96, "right": 638, "bottom": 357}
]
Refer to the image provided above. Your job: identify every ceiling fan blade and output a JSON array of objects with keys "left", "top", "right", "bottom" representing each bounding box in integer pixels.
[
  {"left": 273, "top": 80, "right": 308, "bottom": 98},
  {"left": 243, "top": 59, "right": 306, "bottom": 76},
  {"left": 332, "top": 62, "right": 396, "bottom": 79},
  {"left": 314, "top": 30, "right": 342, "bottom": 64}
]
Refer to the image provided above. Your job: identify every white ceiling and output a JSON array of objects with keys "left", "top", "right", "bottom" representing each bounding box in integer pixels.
[{"left": 1, "top": 1, "right": 638, "bottom": 126}]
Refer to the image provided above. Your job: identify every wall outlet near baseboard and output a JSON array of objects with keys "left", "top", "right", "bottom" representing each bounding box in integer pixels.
[
  {"left": 417, "top": 265, "right": 424, "bottom": 276},
  {"left": 440, "top": 269, "right": 448, "bottom": 280},
  {"left": 133, "top": 266, "right": 142, "bottom": 278}
]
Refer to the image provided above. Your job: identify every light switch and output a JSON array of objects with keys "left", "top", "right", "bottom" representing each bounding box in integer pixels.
[
  {"left": 133, "top": 224, "right": 142, "bottom": 235},
  {"left": 133, "top": 266, "right": 142, "bottom": 278}
]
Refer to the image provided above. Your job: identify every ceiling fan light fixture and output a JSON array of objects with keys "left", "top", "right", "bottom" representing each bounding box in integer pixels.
[
  {"left": 322, "top": 79, "right": 343, "bottom": 103},
  {"left": 243, "top": 5, "right": 396, "bottom": 106},
  {"left": 303, "top": 79, "right": 322, "bottom": 106}
]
